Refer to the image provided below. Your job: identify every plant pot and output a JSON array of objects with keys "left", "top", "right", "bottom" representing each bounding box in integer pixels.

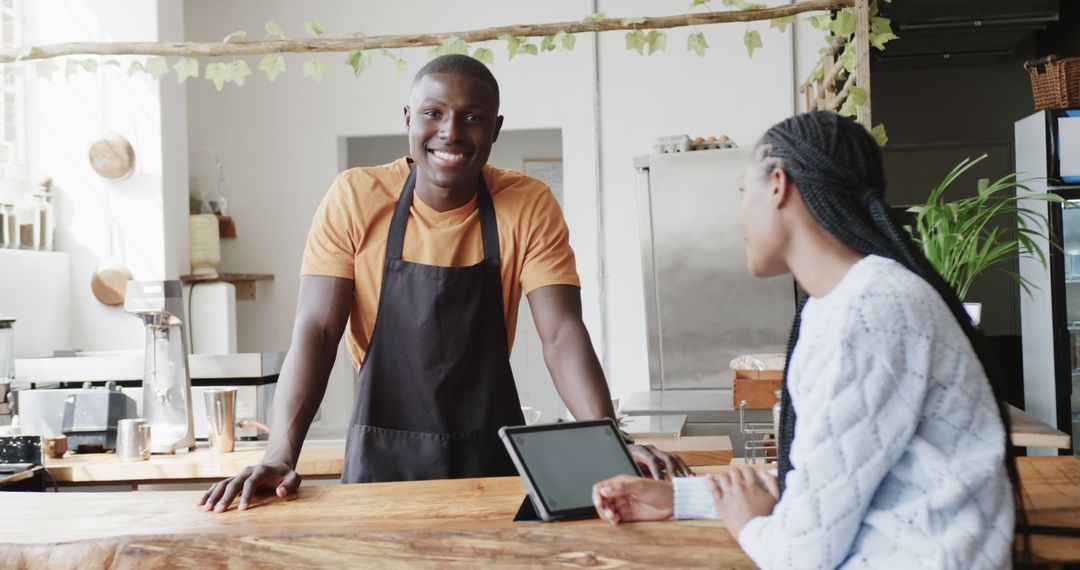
[{"left": 963, "top": 302, "right": 983, "bottom": 326}]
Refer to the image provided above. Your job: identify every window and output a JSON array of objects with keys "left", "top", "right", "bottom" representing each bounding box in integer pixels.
[{"left": 0, "top": 0, "right": 25, "bottom": 184}]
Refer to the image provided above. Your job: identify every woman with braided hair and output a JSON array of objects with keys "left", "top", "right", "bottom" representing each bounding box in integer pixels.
[{"left": 593, "top": 111, "right": 1020, "bottom": 569}]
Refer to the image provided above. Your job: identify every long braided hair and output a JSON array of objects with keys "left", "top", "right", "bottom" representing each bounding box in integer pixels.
[{"left": 763, "top": 111, "right": 1027, "bottom": 558}]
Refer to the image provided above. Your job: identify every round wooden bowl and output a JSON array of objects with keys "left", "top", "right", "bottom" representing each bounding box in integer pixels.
[{"left": 88, "top": 134, "right": 135, "bottom": 179}]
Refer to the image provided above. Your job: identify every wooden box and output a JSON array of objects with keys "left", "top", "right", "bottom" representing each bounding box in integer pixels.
[{"left": 732, "top": 369, "right": 783, "bottom": 409}]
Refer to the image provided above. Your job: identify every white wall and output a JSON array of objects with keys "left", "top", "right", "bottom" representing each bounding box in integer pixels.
[
  {"left": 26, "top": 0, "right": 189, "bottom": 353},
  {"left": 182, "top": 1, "right": 823, "bottom": 433},
  {"left": 0, "top": 250, "right": 70, "bottom": 358}
]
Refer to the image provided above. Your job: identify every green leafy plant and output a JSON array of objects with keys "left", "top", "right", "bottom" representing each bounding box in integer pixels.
[{"left": 904, "top": 155, "right": 1062, "bottom": 300}]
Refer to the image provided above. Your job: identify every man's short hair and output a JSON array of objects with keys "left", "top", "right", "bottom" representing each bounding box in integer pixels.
[{"left": 412, "top": 54, "right": 500, "bottom": 102}]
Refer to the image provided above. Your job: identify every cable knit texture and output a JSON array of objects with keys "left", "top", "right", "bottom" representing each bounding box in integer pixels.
[{"left": 676, "top": 255, "right": 1014, "bottom": 569}]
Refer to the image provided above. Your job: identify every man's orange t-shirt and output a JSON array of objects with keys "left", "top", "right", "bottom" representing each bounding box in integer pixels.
[{"left": 301, "top": 157, "right": 580, "bottom": 370}]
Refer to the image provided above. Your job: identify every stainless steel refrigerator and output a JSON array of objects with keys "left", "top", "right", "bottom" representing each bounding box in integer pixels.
[
  {"left": 1016, "top": 108, "right": 1080, "bottom": 456},
  {"left": 633, "top": 147, "right": 798, "bottom": 392}
]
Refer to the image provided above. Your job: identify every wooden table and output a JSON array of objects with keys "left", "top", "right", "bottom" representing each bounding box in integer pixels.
[
  {"left": 43, "top": 436, "right": 733, "bottom": 486},
  {"left": 3, "top": 457, "right": 1078, "bottom": 568}
]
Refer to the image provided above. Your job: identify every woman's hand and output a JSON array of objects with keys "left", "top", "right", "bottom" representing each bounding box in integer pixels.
[
  {"left": 592, "top": 474, "right": 674, "bottom": 525},
  {"left": 707, "top": 467, "right": 780, "bottom": 536}
]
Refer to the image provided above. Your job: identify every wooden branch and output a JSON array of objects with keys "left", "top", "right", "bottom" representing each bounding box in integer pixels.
[
  {"left": 831, "top": 72, "right": 857, "bottom": 111},
  {"left": 0, "top": 0, "right": 853, "bottom": 63},
  {"left": 854, "top": 0, "right": 872, "bottom": 128}
]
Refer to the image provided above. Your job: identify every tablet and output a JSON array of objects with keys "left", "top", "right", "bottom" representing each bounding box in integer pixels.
[{"left": 499, "top": 419, "right": 642, "bottom": 522}]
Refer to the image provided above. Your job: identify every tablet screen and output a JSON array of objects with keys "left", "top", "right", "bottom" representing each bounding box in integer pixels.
[{"left": 506, "top": 422, "right": 639, "bottom": 514}]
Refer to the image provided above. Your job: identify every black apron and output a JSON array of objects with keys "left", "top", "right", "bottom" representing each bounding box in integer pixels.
[{"left": 341, "top": 166, "right": 526, "bottom": 483}]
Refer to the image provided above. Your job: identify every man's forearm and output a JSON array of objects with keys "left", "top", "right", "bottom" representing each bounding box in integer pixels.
[
  {"left": 262, "top": 328, "right": 340, "bottom": 469},
  {"left": 542, "top": 319, "right": 615, "bottom": 421}
]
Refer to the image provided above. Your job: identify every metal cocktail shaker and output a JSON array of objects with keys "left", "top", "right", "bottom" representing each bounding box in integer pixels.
[
  {"left": 116, "top": 418, "right": 152, "bottom": 461},
  {"left": 204, "top": 389, "right": 237, "bottom": 453}
]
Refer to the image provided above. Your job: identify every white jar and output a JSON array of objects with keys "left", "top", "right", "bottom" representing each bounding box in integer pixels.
[{"left": 189, "top": 214, "right": 221, "bottom": 275}]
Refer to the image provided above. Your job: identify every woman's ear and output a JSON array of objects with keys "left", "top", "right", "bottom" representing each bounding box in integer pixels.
[{"left": 769, "top": 167, "right": 794, "bottom": 209}]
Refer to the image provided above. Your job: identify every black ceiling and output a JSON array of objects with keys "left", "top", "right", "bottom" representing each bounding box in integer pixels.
[{"left": 875, "top": 0, "right": 1060, "bottom": 65}]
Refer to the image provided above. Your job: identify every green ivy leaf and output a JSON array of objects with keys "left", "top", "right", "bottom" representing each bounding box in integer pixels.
[
  {"left": 838, "top": 44, "right": 857, "bottom": 72},
  {"left": 839, "top": 96, "right": 858, "bottom": 117},
  {"left": 127, "top": 60, "right": 145, "bottom": 78},
  {"left": 145, "top": 57, "right": 169, "bottom": 80},
  {"left": 743, "top": 29, "right": 763, "bottom": 58},
  {"left": 621, "top": 17, "right": 646, "bottom": 26},
  {"left": 472, "top": 47, "right": 495, "bottom": 65},
  {"left": 305, "top": 20, "right": 325, "bottom": 38},
  {"left": 830, "top": 10, "right": 855, "bottom": 37},
  {"left": 303, "top": 59, "right": 327, "bottom": 82},
  {"left": 265, "top": 20, "right": 284, "bottom": 38},
  {"left": 869, "top": 30, "right": 899, "bottom": 50},
  {"left": 395, "top": 58, "right": 408, "bottom": 76},
  {"left": 541, "top": 35, "right": 557, "bottom": 52},
  {"left": 770, "top": 16, "right": 794, "bottom": 33},
  {"left": 229, "top": 59, "right": 252, "bottom": 86},
  {"left": 722, "top": 0, "right": 746, "bottom": 7},
  {"left": 254, "top": 54, "right": 283, "bottom": 82},
  {"left": 741, "top": 3, "right": 766, "bottom": 10},
  {"left": 690, "top": 0, "right": 711, "bottom": 6},
  {"left": 205, "top": 62, "right": 230, "bottom": 90},
  {"left": 687, "top": 32, "right": 708, "bottom": 57},
  {"left": 871, "top": 16, "right": 892, "bottom": 35},
  {"left": 519, "top": 43, "right": 538, "bottom": 56},
  {"left": 36, "top": 60, "right": 58, "bottom": 81},
  {"left": 581, "top": 12, "right": 606, "bottom": 29},
  {"left": 555, "top": 30, "right": 576, "bottom": 51},
  {"left": 380, "top": 48, "right": 397, "bottom": 61},
  {"left": 174, "top": 57, "right": 200, "bottom": 83},
  {"left": 646, "top": 30, "right": 668, "bottom": 54},
  {"left": 871, "top": 124, "right": 888, "bottom": 147},
  {"left": 808, "top": 61, "right": 824, "bottom": 83},
  {"left": 77, "top": 59, "right": 99, "bottom": 73},
  {"left": 223, "top": 30, "right": 247, "bottom": 43},
  {"left": 345, "top": 50, "right": 372, "bottom": 76},
  {"left": 447, "top": 36, "right": 469, "bottom": 55},
  {"left": 429, "top": 36, "right": 469, "bottom": 58},
  {"left": 500, "top": 34, "right": 525, "bottom": 60},
  {"left": 809, "top": 14, "right": 832, "bottom": 31},
  {"left": 849, "top": 85, "right": 868, "bottom": 106},
  {"left": 626, "top": 29, "right": 646, "bottom": 55},
  {"left": 104, "top": 59, "right": 121, "bottom": 67}
]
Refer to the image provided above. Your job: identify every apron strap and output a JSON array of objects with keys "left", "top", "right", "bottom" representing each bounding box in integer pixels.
[{"left": 386, "top": 167, "right": 501, "bottom": 263}]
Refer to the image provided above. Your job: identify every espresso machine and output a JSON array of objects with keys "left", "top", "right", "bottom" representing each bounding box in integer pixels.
[{"left": 124, "top": 281, "right": 195, "bottom": 453}]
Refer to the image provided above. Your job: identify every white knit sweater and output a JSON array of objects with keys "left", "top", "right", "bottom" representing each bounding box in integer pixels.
[{"left": 674, "top": 255, "right": 1014, "bottom": 569}]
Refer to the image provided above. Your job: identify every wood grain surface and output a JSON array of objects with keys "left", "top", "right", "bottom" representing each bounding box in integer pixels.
[
  {"left": 7, "top": 455, "right": 1073, "bottom": 568},
  {"left": 44, "top": 437, "right": 732, "bottom": 485},
  {"left": 0, "top": 475, "right": 749, "bottom": 568},
  {"left": 1008, "top": 405, "right": 1072, "bottom": 450}
]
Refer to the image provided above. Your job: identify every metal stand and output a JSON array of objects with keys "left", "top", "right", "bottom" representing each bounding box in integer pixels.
[{"left": 738, "top": 400, "right": 778, "bottom": 465}]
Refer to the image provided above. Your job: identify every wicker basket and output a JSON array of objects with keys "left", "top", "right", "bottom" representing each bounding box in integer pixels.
[{"left": 1025, "top": 55, "right": 1080, "bottom": 111}]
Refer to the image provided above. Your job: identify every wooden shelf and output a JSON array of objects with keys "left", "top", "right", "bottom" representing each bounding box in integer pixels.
[{"left": 179, "top": 272, "right": 273, "bottom": 301}]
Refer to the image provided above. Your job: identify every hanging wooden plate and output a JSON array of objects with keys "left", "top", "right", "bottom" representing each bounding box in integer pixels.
[{"left": 88, "top": 134, "right": 135, "bottom": 179}]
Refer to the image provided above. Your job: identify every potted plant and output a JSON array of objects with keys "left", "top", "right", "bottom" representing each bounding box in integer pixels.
[{"left": 904, "top": 154, "right": 1062, "bottom": 325}]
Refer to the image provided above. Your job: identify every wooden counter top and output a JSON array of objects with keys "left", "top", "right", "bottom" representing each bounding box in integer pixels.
[
  {"left": 1008, "top": 404, "right": 1072, "bottom": 450},
  {"left": 43, "top": 436, "right": 732, "bottom": 485},
  {"left": 2, "top": 471, "right": 749, "bottom": 568},
  {"left": 2, "top": 457, "right": 1077, "bottom": 567}
]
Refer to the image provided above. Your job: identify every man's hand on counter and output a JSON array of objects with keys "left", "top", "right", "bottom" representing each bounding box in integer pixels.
[
  {"left": 199, "top": 462, "right": 302, "bottom": 512},
  {"left": 627, "top": 443, "right": 693, "bottom": 480}
]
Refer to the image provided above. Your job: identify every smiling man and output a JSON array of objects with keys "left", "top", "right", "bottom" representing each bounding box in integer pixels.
[{"left": 199, "top": 54, "right": 689, "bottom": 513}]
